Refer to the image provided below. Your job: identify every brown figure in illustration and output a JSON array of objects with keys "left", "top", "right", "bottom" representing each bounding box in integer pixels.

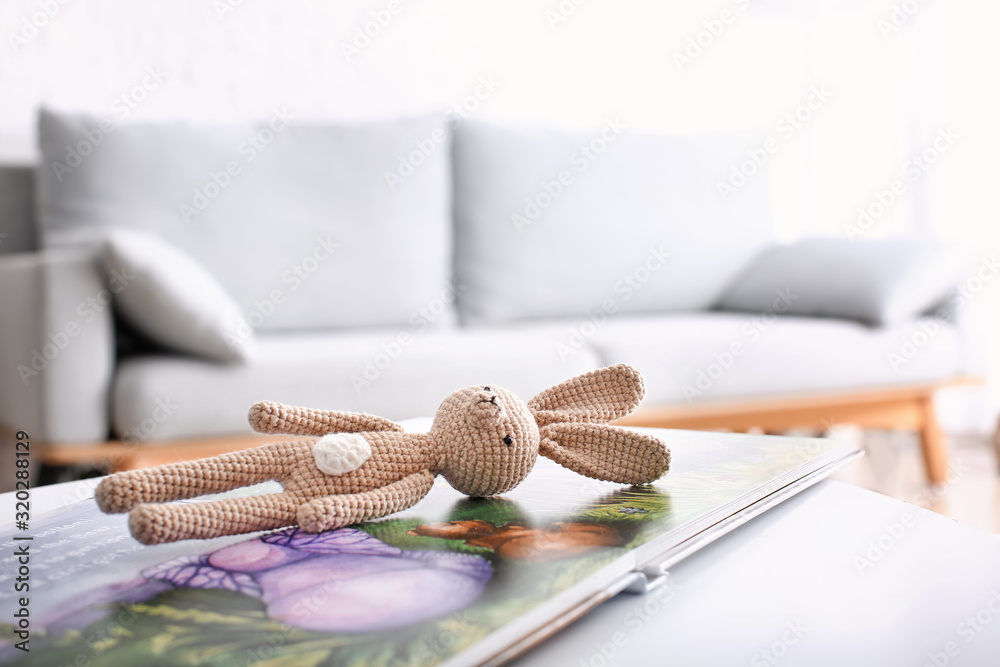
[{"left": 409, "top": 519, "right": 623, "bottom": 561}]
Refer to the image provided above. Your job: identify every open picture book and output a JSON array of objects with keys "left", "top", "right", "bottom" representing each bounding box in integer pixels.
[{"left": 0, "top": 425, "right": 858, "bottom": 666}]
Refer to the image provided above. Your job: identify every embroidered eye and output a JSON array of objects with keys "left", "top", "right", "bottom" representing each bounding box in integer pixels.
[
  {"left": 503, "top": 435, "right": 513, "bottom": 446},
  {"left": 483, "top": 386, "right": 491, "bottom": 391}
]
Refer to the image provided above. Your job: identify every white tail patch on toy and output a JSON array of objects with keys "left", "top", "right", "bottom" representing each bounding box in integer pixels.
[{"left": 312, "top": 433, "right": 372, "bottom": 475}]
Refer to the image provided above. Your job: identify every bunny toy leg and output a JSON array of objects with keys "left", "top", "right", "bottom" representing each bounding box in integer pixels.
[
  {"left": 95, "top": 443, "right": 294, "bottom": 514},
  {"left": 297, "top": 470, "right": 436, "bottom": 533},
  {"left": 128, "top": 493, "right": 299, "bottom": 545}
]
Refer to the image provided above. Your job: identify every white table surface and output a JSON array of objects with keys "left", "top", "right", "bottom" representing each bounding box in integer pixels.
[
  {"left": 5, "top": 478, "right": 1000, "bottom": 667},
  {"left": 514, "top": 480, "right": 1000, "bottom": 667}
]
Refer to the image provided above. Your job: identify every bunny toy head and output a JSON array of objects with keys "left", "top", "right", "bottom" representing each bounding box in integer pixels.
[
  {"left": 96, "top": 364, "right": 670, "bottom": 545},
  {"left": 430, "top": 364, "right": 668, "bottom": 497},
  {"left": 430, "top": 384, "right": 540, "bottom": 497}
]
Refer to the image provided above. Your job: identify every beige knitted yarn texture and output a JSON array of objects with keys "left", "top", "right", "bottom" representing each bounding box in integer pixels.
[{"left": 96, "top": 364, "right": 671, "bottom": 544}]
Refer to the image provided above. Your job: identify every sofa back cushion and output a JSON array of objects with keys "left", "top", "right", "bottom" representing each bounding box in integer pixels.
[
  {"left": 37, "top": 109, "right": 452, "bottom": 332},
  {"left": 452, "top": 120, "right": 771, "bottom": 325},
  {"left": 715, "top": 238, "right": 971, "bottom": 326}
]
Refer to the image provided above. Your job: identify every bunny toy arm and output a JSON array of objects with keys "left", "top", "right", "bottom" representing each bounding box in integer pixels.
[{"left": 249, "top": 400, "right": 403, "bottom": 437}]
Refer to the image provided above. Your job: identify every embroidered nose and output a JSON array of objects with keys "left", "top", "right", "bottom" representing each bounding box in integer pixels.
[{"left": 467, "top": 394, "right": 504, "bottom": 428}]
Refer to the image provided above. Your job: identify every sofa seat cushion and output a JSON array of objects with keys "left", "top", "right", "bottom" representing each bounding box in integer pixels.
[
  {"left": 111, "top": 325, "right": 601, "bottom": 440},
  {"left": 37, "top": 109, "right": 453, "bottom": 333},
  {"left": 586, "top": 313, "right": 971, "bottom": 406}
]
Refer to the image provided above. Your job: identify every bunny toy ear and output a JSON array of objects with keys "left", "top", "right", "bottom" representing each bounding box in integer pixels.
[
  {"left": 539, "top": 422, "right": 670, "bottom": 485},
  {"left": 528, "top": 364, "right": 645, "bottom": 428}
]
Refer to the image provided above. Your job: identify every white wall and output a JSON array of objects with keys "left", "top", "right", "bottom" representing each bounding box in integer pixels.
[{"left": 4, "top": 0, "right": 999, "bottom": 430}]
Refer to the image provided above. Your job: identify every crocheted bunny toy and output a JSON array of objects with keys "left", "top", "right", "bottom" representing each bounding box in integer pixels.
[{"left": 95, "top": 364, "right": 670, "bottom": 545}]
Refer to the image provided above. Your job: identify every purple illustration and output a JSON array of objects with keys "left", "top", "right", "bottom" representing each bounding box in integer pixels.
[{"left": 141, "top": 527, "right": 493, "bottom": 633}]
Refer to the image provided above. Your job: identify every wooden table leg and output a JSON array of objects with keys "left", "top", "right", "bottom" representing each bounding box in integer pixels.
[
  {"left": 918, "top": 395, "right": 949, "bottom": 485},
  {"left": 992, "top": 415, "right": 1000, "bottom": 475}
]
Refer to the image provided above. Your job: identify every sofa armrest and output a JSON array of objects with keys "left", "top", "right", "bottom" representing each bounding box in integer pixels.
[
  {"left": 0, "top": 249, "right": 114, "bottom": 442},
  {"left": 920, "top": 293, "right": 988, "bottom": 378}
]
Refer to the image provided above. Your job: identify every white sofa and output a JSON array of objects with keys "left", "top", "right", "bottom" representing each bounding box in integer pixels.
[{"left": 0, "top": 111, "right": 979, "bottom": 449}]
